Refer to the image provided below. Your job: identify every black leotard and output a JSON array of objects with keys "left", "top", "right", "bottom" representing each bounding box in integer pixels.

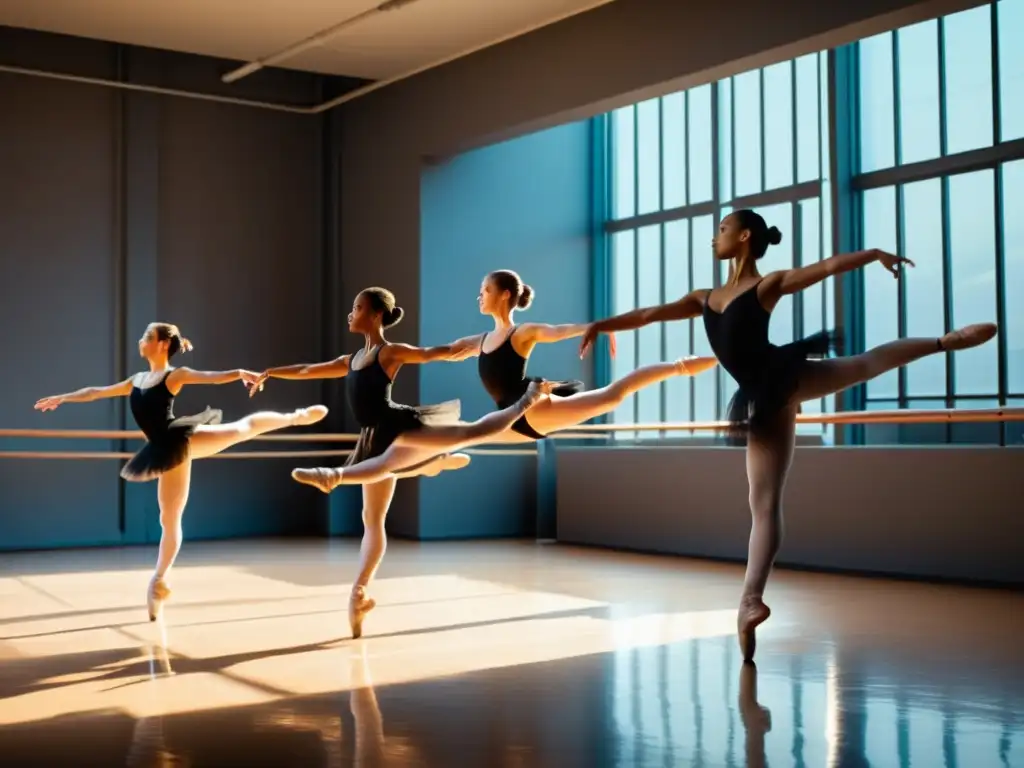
[
  {"left": 477, "top": 327, "right": 583, "bottom": 439},
  {"left": 345, "top": 345, "right": 460, "bottom": 465},
  {"left": 120, "top": 370, "right": 222, "bottom": 482},
  {"left": 702, "top": 281, "right": 838, "bottom": 442}
]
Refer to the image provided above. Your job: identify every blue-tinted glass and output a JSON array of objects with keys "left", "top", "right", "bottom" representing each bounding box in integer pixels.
[
  {"left": 902, "top": 399, "right": 949, "bottom": 444},
  {"left": 661, "top": 92, "right": 687, "bottom": 209},
  {"left": 951, "top": 399, "right": 1002, "bottom": 444},
  {"left": 943, "top": 5, "right": 995, "bottom": 154},
  {"left": 862, "top": 186, "right": 899, "bottom": 398},
  {"left": 636, "top": 98, "right": 660, "bottom": 215},
  {"left": 819, "top": 52, "right": 831, "bottom": 181},
  {"left": 733, "top": 71, "right": 762, "bottom": 196},
  {"left": 611, "top": 231, "right": 636, "bottom": 435},
  {"left": 863, "top": 400, "right": 900, "bottom": 445},
  {"left": 755, "top": 202, "right": 794, "bottom": 345},
  {"left": 612, "top": 107, "right": 635, "bottom": 219},
  {"left": 763, "top": 61, "right": 794, "bottom": 190},
  {"left": 691, "top": 215, "right": 717, "bottom": 421},
  {"left": 859, "top": 33, "right": 896, "bottom": 173},
  {"left": 948, "top": 170, "right": 998, "bottom": 395},
  {"left": 1003, "top": 160, "right": 1024, "bottom": 393},
  {"left": 798, "top": 197, "right": 824, "bottom": 436},
  {"left": 902, "top": 179, "right": 946, "bottom": 396},
  {"left": 796, "top": 54, "right": 820, "bottom": 183},
  {"left": 1008, "top": 399, "right": 1024, "bottom": 445},
  {"left": 998, "top": 0, "right": 1024, "bottom": 141},
  {"left": 636, "top": 225, "right": 663, "bottom": 428},
  {"left": 688, "top": 85, "right": 714, "bottom": 203},
  {"left": 898, "top": 21, "right": 941, "bottom": 165},
  {"left": 821, "top": 178, "right": 835, "bottom": 348},
  {"left": 664, "top": 219, "right": 692, "bottom": 434},
  {"left": 717, "top": 206, "right": 732, "bottom": 287},
  {"left": 718, "top": 77, "right": 733, "bottom": 201}
]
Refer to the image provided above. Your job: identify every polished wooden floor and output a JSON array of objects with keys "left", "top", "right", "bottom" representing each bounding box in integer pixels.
[{"left": 0, "top": 539, "right": 1021, "bottom": 767}]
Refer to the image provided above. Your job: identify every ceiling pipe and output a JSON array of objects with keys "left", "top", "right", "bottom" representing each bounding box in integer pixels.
[
  {"left": 0, "top": 0, "right": 619, "bottom": 115},
  {"left": 221, "top": 0, "right": 421, "bottom": 84}
]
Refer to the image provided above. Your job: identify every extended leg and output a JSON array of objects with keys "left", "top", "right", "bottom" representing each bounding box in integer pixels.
[
  {"left": 189, "top": 405, "right": 328, "bottom": 459},
  {"left": 739, "top": 408, "right": 797, "bottom": 662},
  {"left": 349, "top": 477, "right": 397, "bottom": 639},
  {"left": 525, "top": 356, "right": 718, "bottom": 435},
  {"left": 149, "top": 461, "right": 192, "bottom": 621}
]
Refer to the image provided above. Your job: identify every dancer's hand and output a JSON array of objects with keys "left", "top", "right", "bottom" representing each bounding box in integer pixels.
[
  {"left": 242, "top": 370, "right": 267, "bottom": 396},
  {"left": 579, "top": 325, "right": 617, "bottom": 359},
  {"left": 34, "top": 395, "right": 64, "bottom": 412},
  {"left": 877, "top": 250, "right": 914, "bottom": 278}
]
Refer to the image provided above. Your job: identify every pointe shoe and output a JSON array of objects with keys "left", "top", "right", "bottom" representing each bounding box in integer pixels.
[
  {"left": 676, "top": 355, "right": 719, "bottom": 376},
  {"left": 349, "top": 588, "right": 377, "bottom": 640},
  {"left": 294, "top": 405, "right": 329, "bottom": 426},
  {"left": 419, "top": 453, "right": 473, "bottom": 478},
  {"left": 737, "top": 596, "right": 771, "bottom": 663},
  {"left": 939, "top": 323, "right": 997, "bottom": 352},
  {"left": 291, "top": 466, "right": 343, "bottom": 493},
  {"left": 147, "top": 577, "right": 172, "bottom": 622}
]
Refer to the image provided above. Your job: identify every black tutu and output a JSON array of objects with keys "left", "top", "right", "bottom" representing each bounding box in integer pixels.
[
  {"left": 723, "top": 330, "right": 842, "bottom": 446},
  {"left": 120, "top": 408, "right": 223, "bottom": 482},
  {"left": 346, "top": 399, "right": 462, "bottom": 467},
  {"left": 504, "top": 378, "right": 584, "bottom": 440}
]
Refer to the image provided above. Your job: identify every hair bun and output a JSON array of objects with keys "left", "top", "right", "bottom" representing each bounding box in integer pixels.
[
  {"left": 766, "top": 226, "right": 783, "bottom": 246},
  {"left": 386, "top": 306, "right": 405, "bottom": 328},
  {"left": 517, "top": 284, "right": 535, "bottom": 310},
  {"left": 180, "top": 337, "right": 194, "bottom": 353}
]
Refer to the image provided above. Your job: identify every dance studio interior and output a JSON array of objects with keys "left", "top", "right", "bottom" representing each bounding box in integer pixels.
[{"left": 1, "top": 0, "right": 1022, "bottom": 764}]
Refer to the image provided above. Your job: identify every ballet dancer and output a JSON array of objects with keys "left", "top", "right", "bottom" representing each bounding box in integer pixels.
[
  {"left": 34, "top": 322, "right": 328, "bottom": 621},
  {"left": 429, "top": 269, "right": 718, "bottom": 443},
  {"left": 579, "top": 209, "right": 998, "bottom": 661},
  {"left": 248, "top": 287, "right": 554, "bottom": 637}
]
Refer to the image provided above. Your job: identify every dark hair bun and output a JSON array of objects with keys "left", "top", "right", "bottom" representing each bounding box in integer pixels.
[
  {"left": 385, "top": 306, "right": 405, "bottom": 328},
  {"left": 766, "top": 226, "right": 783, "bottom": 246},
  {"left": 517, "top": 284, "right": 534, "bottom": 310}
]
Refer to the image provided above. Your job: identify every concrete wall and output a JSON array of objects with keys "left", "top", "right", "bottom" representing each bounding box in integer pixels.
[
  {"left": 335, "top": 0, "right": 978, "bottom": 536},
  {"left": 0, "top": 29, "right": 335, "bottom": 550},
  {"left": 418, "top": 122, "right": 593, "bottom": 538},
  {"left": 553, "top": 445, "right": 1024, "bottom": 585}
]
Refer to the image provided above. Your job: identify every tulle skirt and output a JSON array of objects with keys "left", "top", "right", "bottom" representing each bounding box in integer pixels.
[
  {"left": 120, "top": 408, "right": 223, "bottom": 482},
  {"left": 723, "top": 330, "right": 841, "bottom": 446},
  {"left": 346, "top": 400, "right": 462, "bottom": 466}
]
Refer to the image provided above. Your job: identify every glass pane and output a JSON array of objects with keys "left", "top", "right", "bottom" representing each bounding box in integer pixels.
[
  {"left": 692, "top": 215, "right": 718, "bottom": 421},
  {"left": 902, "top": 399, "right": 949, "bottom": 444},
  {"left": 1008, "top": 399, "right": 1024, "bottom": 445},
  {"left": 665, "top": 219, "right": 692, "bottom": 435},
  {"left": 948, "top": 170, "right": 998, "bottom": 395},
  {"left": 863, "top": 186, "right": 899, "bottom": 398},
  {"left": 612, "top": 107, "right": 635, "bottom": 219},
  {"left": 801, "top": 197, "right": 823, "bottom": 335},
  {"left": 718, "top": 77, "right": 733, "bottom": 201},
  {"left": 796, "top": 53, "right": 820, "bottom": 183},
  {"left": 636, "top": 98, "right": 660, "bottom": 215},
  {"left": 998, "top": 0, "right": 1024, "bottom": 141},
  {"left": 859, "top": 32, "right": 896, "bottom": 173},
  {"left": 950, "top": 398, "right": 1001, "bottom": 444},
  {"left": 898, "top": 21, "right": 941, "bottom": 165},
  {"left": 718, "top": 206, "right": 732, "bottom": 287},
  {"left": 611, "top": 231, "right": 637, "bottom": 435},
  {"left": 863, "top": 400, "right": 900, "bottom": 445},
  {"left": 903, "top": 179, "right": 946, "bottom": 396},
  {"left": 636, "top": 225, "right": 663, "bottom": 429},
  {"left": 688, "top": 85, "right": 714, "bottom": 203},
  {"left": 1003, "top": 160, "right": 1024, "bottom": 394},
  {"left": 733, "top": 70, "right": 762, "bottom": 196},
  {"left": 943, "top": 5, "right": 995, "bottom": 154},
  {"left": 661, "top": 92, "right": 687, "bottom": 209},
  {"left": 819, "top": 52, "right": 830, "bottom": 181},
  {"left": 755, "top": 202, "right": 794, "bottom": 345},
  {"left": 763, "top": 61, "right": 794, "bottom": 190}
]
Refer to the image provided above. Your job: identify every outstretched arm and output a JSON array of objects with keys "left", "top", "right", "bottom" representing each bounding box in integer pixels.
[
  {"left": 167, "top": 367, "right": 255, "bottom": 388},
  {"left": 263, "top": 355, "right": 352, "bottom": 381},
  {"left": 383, "top": 334, "right": 484, "bottom": 365},
  {"left": 579, "top": 289, "right": 709, "bottom": 357},
  {"left": 35, "top": 378, "right": 134, "bottom": 411},
  {"left": 518, "top": 322, "right": 589, "bottom": 345},
  {"left": 763, "top": 248, "right": 912, "bottom": 300}
]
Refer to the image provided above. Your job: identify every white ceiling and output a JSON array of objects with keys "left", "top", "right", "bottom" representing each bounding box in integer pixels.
[{"left": 0, "top": 0, "right": 604, "bottom": 81}]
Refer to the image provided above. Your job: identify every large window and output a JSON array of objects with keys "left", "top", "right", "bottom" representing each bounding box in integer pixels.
[
  {"left": 598, "top": 0, "right": 1024, "bottom": 446},
  {"left": 607, "top": 54, "right": 836, "bottom": 441}
]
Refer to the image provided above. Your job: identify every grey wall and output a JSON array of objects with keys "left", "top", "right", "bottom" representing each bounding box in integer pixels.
[
  {"left": 554, "top": 445, "right": 1024, "bottom": 586},
  {"left": 417, "top": 121, "right": 593, "bottom": 538},
  {"left": 0, "top": 29, "right": 334, "bottom": 550},
  {"left": 336, "top": 0, "right": 977, "bottom": 536}
]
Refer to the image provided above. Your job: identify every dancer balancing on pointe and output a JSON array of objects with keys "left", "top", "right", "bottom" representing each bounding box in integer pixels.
[
  {"left": 247, "top": 287, "right": 557, "bottom": 637},
  {"left": 424, "top": 270, "right": 718, "bottom": 443},
  {"left": 579, "top": 209, "right": 998, "bottom": 662},
  {"left": 34, "top": 322, "right": 328, "bottom": 621}
]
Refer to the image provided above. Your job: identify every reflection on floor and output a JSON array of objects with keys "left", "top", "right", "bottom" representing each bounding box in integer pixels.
[{"left": 0, "top": 539, "right": 1021, "bottom": 766}]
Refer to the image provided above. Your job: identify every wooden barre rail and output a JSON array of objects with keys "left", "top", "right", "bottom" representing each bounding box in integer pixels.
[{"left": 0, "top": 446, "right": 538, "bottom": 460}]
